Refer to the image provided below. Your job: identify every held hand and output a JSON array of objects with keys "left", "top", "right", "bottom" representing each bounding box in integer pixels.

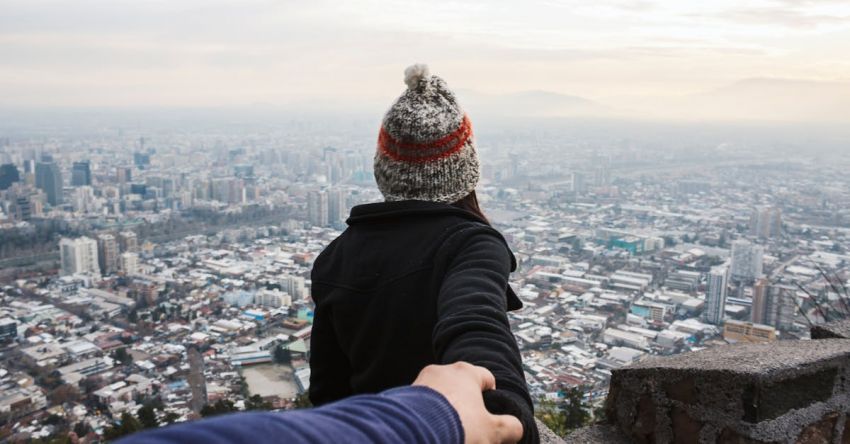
[{"left": 412, "top": 362, "right": 523, "bottom": 444}]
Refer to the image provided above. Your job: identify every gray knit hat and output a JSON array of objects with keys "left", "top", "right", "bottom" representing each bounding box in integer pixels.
[{"left": 374, "top": 64, "right": 480, "bottom": 203}]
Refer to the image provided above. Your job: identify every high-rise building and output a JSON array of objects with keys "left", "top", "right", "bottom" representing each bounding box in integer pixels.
[
  {"left": 751, "top": 278, "right": 769, "bottom": 325},
  {"left": 6, "top": 185, "right": 44, "bottom": 221},
  {"left": 765, "top": 284, "right": 796, "bottom": 331},
  {"left": 233, "top": 164, "right": 254, "bottom": 178},
  {"left": 134, "top": 151, "right": 151, "bottom": 169},
  {"left": 119, "top": 231, "right": 138, "bottom": 252},
  {"left": 35, "top": 156, "right": 63, "bottom": 206},
  {"left": 281, "top": 275, "right": 306, "bottom": 300},
  {"left": 593, "top": 166, "right": 610, "bottom": 187},
  {"left": 116, "top": 166, "right": 133, "bottom": 184},
  {"left": 730, "top": 240, "right": 764, "bottom": 282},
  {"left": 22, "top": 159, "right": 36, "bottom": 175},
  {"left": 210, "top": 178, "right": 245, "bottom": 204},
  {"left": 60, "top": 237, "right": 100, "bottom": 276},
  {"left": 752, "top": 280, "right": 795, "bottom": 330},
  {"left": 0, "top": 318, "right": 18, "bottom": 342},
  {"left": 71, "top": 186, "right": 98, "bottom": 213},
  {"left": 0, "top": 163, "right": 21, "bottom": 190},
  {"left": 71, "top": 160, "right": 92, "bottom": 186},
  {"left": 120, "top": 252, "right": 139, "bottom": 275},
  {"left": 703, "top": 266, "right": 729, "bottom": 325},
  {"left": 97, "top": 233, "right": 119, "bottom": 275},
  {"left": 308, "top": 190, "right": 329, "bottom": 227},
  {"left": 570, "top": 172, "right": 587, "bottom": 194},
  {"left": 749, "top": 207, "right": 782, "bottom": 239},
  {"left": 328, "top": 188, "right": 347, "bottom": 227}
]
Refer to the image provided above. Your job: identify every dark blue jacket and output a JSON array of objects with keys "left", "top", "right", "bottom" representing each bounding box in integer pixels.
[
  {"left": 117, "top": 386, "right": 461, "bottom": 444},
  {"left": 309, "top": 200, "right": 537, "bottom": 443}
]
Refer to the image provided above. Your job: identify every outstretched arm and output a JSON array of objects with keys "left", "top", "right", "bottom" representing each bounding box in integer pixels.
[
  {"left": 432, "top": 229, "right": 538, "bottom": 444},
  {"left": 117, "top": 363, "right": 522, "bottom": 444}
]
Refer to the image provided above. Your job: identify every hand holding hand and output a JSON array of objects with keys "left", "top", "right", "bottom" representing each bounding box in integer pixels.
[{"left": 413, "top": 362, "right": 523, "bottom": 444}]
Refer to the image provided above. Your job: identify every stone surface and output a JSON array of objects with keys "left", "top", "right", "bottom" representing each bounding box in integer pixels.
[
  {"left": 605, "top": 339, "right": 850, "bottom": 443},
  {"left": 671, "top": 405, "right": 702, "bottom": 443},
  {"left": 625, "top": 339, "right": 850, "bottom": 375},
  {"left": 796, "top": 412, "right": 837, "bottom": 444},
  {"left": 811, "top": 319, "right": 850, "bottom": 339},
  {"left": 536, "top": 418, "right": 566, "bottom": 444},
  {"left": 565, "top": 424, "right": 630, "bottom": 443}
]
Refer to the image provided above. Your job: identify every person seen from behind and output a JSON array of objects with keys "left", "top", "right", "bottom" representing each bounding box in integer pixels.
[{"left": 309, "top": 64, "right": 538, "bottom": 443}]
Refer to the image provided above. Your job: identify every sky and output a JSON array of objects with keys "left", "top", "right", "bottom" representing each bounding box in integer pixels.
[{"left": 1, "top": 0, "right": 849, "bottom": 121}]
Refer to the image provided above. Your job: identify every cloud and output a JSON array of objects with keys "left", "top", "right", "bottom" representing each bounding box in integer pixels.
[
  {"left": 0, "top": 0, "right": 848, "bottom": 111},
  {"left": 719, "top": 7, "right": 850, "bottom": 28}
]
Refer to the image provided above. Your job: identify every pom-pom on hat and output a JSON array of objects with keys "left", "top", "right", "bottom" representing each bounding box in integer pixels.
[{"left": 374, "top": 64, "right": 480, "bottom": 203}]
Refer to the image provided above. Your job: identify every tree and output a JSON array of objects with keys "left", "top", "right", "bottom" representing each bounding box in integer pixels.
[
  {"left": 137, "top": 405, "right": 158, "bottom": 429},
  {"left": 113, "top": 347, "right": 133, "bottom": 366},
  {"left": 162, "top": 412, "right": 180, "bottom": 425},
  {"left": 200, "top": 399, "right": 237, "bottom": 418},
  {"left": 245, "top": 394, "right": 273, "bottom": 411},
  {"left": 534, "top": 387, "right": 592, "bottom": 437},
  {"left": 43, "top": 413, "right": 64, "bottom": 425},
  {"left": 103, "top": 412, "right": 143, "bottom": 440},
  {"left": 237, "top": 375, "right": 250, "bottom": 398},
  {"left": 73, "top": 421, "right": 91, "bottom": 438},
  {"left": 293, "top": 392, "right": 312, "bottom": 409},
  {"left": 80, "top": 375, "right": 103, "bottom": 394},
  {"left": 535, "top": 397, "right": 569, "bottom": 437},
  {"left": 49, "top": 384, "right": 81, "bottom": 405},
  {"left": 561, "top": 387, "right": 591, "bottom": 430},
  {"left": 662, "top": 235, "right": 677, "bottom": 247}
]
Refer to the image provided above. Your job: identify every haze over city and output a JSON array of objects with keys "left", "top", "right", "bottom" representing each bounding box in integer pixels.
[{"left": 2, "top": 0, "right": 850, "bottom": 123}]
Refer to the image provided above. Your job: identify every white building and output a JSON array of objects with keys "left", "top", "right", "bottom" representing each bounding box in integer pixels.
[
  {"left": 97, "top": 233, "right": 119, "bottom": 275},
  {"left": 281, "top": 275, "right": 306, "bottom": 300},
  {"left": 307, "top": 190, "right": 329, "bottom": 227},
  {"left": 703, "top": 265, "right": 729, "bottom": 325},
  {"left": 730, "top": 240, "right": 764, "bottom": 282},
  {"left": 60, "top": 236, "right": 100, "bottom": 276},
  {"left": 327, "top": 188, "right": 347, "bottom": 226},
  {"left": 254, "top": 288, "right": 292, "bottom": 308},
  {"left": 602, "top": 328, "right": 649, "bottom": 350},
  {"left": 120, "top": 252, "right": 140, "bottom": 275}
]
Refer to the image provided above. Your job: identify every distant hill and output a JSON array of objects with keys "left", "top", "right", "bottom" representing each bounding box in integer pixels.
[
  {"left": 679, "top": 78, "right": 850, "bottom": 122},
  {"left": 456, "top": 89, "right": 612, "bottom": 118}
]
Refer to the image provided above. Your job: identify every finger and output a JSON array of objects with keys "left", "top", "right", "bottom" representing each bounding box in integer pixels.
[
  {"left": 471, "top": 365, "right": 496, "bottom": 392},
  {"left": 491, "top": 414, "right": 523, "bottom": 443}
]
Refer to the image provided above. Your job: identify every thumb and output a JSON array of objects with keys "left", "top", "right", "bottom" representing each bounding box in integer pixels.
[{"left": 489, "top": 414, "right": 523, "bottom": 444}]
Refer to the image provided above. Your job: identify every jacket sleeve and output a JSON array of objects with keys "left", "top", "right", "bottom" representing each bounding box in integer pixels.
[
  {"left": 432, "top": 228, "right": 539, "bottom": 444},
  {"left": 116, "top": 386, "right": 463, "bottom": 444},
  {"left": 308, "top": 294, "right": 354, "bottom": 406}
]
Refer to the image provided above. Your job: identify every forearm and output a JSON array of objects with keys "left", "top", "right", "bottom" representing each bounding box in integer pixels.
[
  {"left": 117, "top": 386, "right": 462, "bottom": 444},
  {"left": 433, "top": 230, "right": 538, "bottom": 443}
]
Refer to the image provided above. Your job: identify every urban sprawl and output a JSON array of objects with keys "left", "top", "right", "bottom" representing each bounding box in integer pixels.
[{"left": 0, "top": 123, "right": 848, "bottom": 441}]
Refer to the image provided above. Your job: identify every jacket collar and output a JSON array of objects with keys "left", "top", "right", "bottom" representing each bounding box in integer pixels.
[
  {"left": 347, "top": 200, "right": 489, "bottom": 225},
  {"left": 347, "top": 200, "right": 524, "bottom": 312}
]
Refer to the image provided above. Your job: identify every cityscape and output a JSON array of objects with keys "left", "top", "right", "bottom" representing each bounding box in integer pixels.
[
  {"left": 3, "top": 0, "right": 850, "bottom": 441},
  {"left": 1, "top": 114, "right": 849, "bottom": 441}
]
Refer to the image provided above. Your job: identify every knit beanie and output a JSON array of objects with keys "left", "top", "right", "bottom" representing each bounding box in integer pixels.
[{"left": 374, "top": 64, "right": 480, "bottom": 203}]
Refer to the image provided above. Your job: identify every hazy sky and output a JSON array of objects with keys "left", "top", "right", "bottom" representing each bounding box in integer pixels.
[{"left": 1, "top": 0, "right": 849, "bottom": 117}]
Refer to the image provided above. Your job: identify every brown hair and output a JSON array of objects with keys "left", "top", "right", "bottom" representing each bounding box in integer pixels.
[{"left": 451, "top": 190, "right": 489, "bottom": 224}]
